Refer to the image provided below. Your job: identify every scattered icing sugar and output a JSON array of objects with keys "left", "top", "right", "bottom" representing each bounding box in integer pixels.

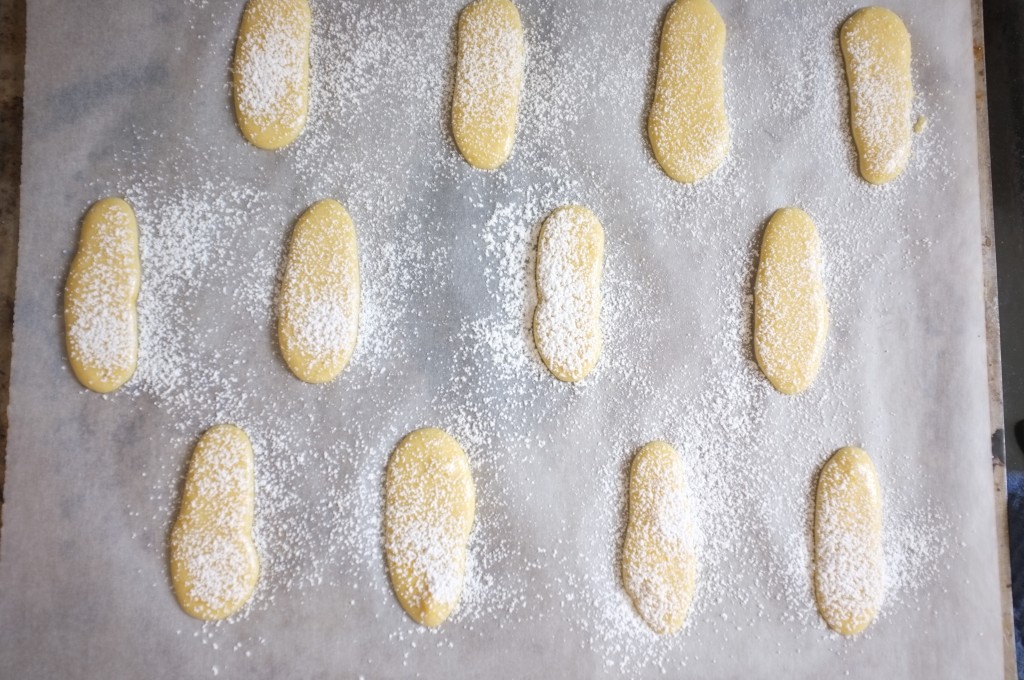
[
  {"left": 753, "top": 211, "right": 828, "bottom": 392},
  {"left": 175, "top": 529, "right": 257, "bottom": 618},
  {"left": 66, "top": 302, "right": 135, "bottom": 376},
  {"left": 813, "top": 454, "right": 885, "bottom": 634},
  {"left": 280, "top": 289, "right": 353, "bottom": 367},
  {"left": 233, "top": 0, "right": 310, "bottom": 126},
  {"left": 621, "top": 445, "right": 698, "bottom": 636},
  {"left": 384, "top": 434, "right": 474, "bottom": 618},
  {"left": 840, "top": 10, "right": 914, "bottom": 181},
  {"left": 277, "top": 213, "right": 358, "bottom": 376},
  {"left": 171, "top": 426, "right": 258, "bottom": 619},
  {"left": 533, "top": 205, "right": 603, "bottom": 382},
  {"left": 647, "top": 0, "right": 730, "bottom": 182},
  {"left": 65, "top": 201, "right": 139, "bottom": 380},
  {"left": 452, "top": 0, "right": 525, "bottom": 161}
]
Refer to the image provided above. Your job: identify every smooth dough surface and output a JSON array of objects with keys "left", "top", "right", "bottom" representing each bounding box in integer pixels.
[
  {"left": 533, "top": 205, "right": 604, "bottom": 383},
  {"left": 840, "top": 7, "right": 913, "bottom": 184},
  {"left": 622, "top": 441, "right": 697, "bottom": 635},
  {"left": 384, "top": 428, "right": 476, "bottom": 628},
  {"left": 170, "top": 425, "right": 260, "bottom": 621},
  {"left": 64, "top": 197, "right": 140, "bottom": 393},
  {"left": 278, "top": 199, "right": 360, "bottom": 383},
  {"left": 648, "top": 0, "right": 729, "bottom": 183},
  {"left": 233, "top": 0, "right": 311, "bottom": 150},
  {"left": 451, "top": 0, "right": 525, "bottom": 170},
  {"left": 753, "top": 207, "right": 829, "bottom": 395},
  {"left": 814, "top": 446, "right": 884, "bottom": 636}
]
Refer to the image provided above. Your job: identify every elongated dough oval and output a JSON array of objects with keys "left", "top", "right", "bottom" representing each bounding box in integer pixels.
[
  {"left": 64, "top": 197, "right": 140, "bottom": 393},
  {"left": 753, "top": 207, "right": 829, "bottom": 395},
  {"left": 384, "top": 428, "right": 476, "bottom": 628},
  {"left": 451, "top": 0, "right": 525, "bottom": 170},
  {"left": 622, "top": 441, "right": 697, "bottom": 635},
  {"left": 233, "top": 0, "right": 311, "bottom": 150},
  {"left": 814, "top": 446, "right": 884, "bottom": 635},
  {"left": 277, "top": 199, "right": 360, "bottom": 384},
  {"left": 648, "top": 0, "right": 730, "bottom": 183},
  {"left": 533, "top": 205, "right": 604, "bottom": 383},
  {"left": 170, "top": 425, "right": 260, "bottom": 621},
  {"left": 840, "top": 7, "right": 913, "bottom": 184}
]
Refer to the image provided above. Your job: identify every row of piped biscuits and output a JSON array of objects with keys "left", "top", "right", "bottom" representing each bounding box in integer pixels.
[
  {"left": 623, "top": 441, "right": 883, "bottom": 636},
  {"left": 62, "top": 198, "right": 361, "bottom": 391},
  {"left": 63, "top": 198, "right": 825, "bottom": 393},
  {"left": 165, "top": 425, "right": 477, "bottom": 626},
  {"left": 63, "top": 199, "right": 824, "bottom": 393},
  {"left": 233, "top": 0, "right": 914, "bottom": 185},
  {"left": 169, "top": 425, "right": 477, "bottom": 628},
  {"left": 168, "top": 423, "right": 883, "bottom": 637},
  {"left": 62, "top": 199, "right": 603, "bottom": 390}
]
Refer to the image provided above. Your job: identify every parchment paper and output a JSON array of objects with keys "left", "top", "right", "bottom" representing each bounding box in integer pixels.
[{"left": 0, "top": 0, "right": 1007, "bottom": 678}]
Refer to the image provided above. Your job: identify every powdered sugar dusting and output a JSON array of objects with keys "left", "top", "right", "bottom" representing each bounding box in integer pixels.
[
  {"left": 840, "top": 7, "right": 914, "bottom": 183},
  {"left": 234, "top": 0, "right": 310, "bottom": 126},
  {"left": 65, "top": 200, "right": 139, "bottom": 384},
  {"left": 621, "top": 443, "right": 698, "bottom": 636},
  {"left": 282, "top": 289, "right": 352, "bottom": 363},
  {"left": 384, "top": 429, "right": 475, "bottom": 624},
  {"left": 276, "top": 201, "right": 359, "bottom": 381},
  {"left": 647, "top": 0, "right": 730, "bottom": 183},
  {"left": 753, "top": 208, "right": 828, "bottom": 394},
  {"left": 813, "top": 448, "right": 885, "bottom": 635},
  {"left": 533, "top": 205, "right": 603, "bottom": 382},
  {"left": 451, "top": 0, "right": 525, "bottom": 167},
  {"left": 170, "top": 425, "right": 258, "bottom": 620}
]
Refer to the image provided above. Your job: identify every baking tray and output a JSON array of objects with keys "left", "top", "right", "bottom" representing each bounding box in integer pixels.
[{"left": 0, "top": 0, "right": 1012, "bottom": 677}]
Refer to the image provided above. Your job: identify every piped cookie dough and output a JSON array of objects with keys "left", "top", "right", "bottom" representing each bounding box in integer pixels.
[
  {"left": 753, "top": 208, "right": 829, "bottom": 395},
  {"left": 277, "top": 199, "right": 360, "bottom": 383},
  {"left": 533, "top": 205, "right": 604, "bottom": 383},
  {"left": 840, "top": 7, "right": 913, "bottom": 184},
  {"left": 384, "top": 427, "right": 476, "bottom": 628},
  {"left": 451, "top": 0, "right": 526, "bottom": 170},
  {"left": 814, "top": 446, "right": 884, "bottom": 636},
  {"left": 622, "top": 441, "right": 697, "bottom": 635},
  {"left": 170, "top": 425, "right": 260, "bottom": 621},
  {"left": 233, "top": 0, "right": 312, "bottom": 150},
  {"left": 64, "top": 197, "right": 140, "bottom": 393},
  {"left": 648, "top": 0, "right": 730, "bottom": 183}
]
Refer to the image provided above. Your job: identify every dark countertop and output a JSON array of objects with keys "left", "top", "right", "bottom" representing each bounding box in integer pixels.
[
  {"left": 0, "top": 0, "right": 25, "bottom": 511},
  {"left": 986, "top": 0, "right": 1024, "bottom": 470}
]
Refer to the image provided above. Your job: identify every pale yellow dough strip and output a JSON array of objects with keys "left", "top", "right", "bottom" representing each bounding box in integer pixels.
[
  {"left": 64, "top": 197, "right": 140, "bottom": 393},
  {"left": 533, "top": 205, "right": 604, "bottom": 383},
  {"left": 753, "top": 207, "right": 829, "bottom": 395},
  {"left": 648, "top": 0, "right": 730, "bottom": 184},
  {"left": 622, "top": 441, "right": 697, "bottom": 635},
  {"left": 277, "top": 199, "right": 360, "bottom": 384},
  {"left": 170, "top": 425, "right": 260, "bottom": 621},
  {"left": 384, "top": 428, "right": 476, "bottom": 628},
  {"left": 814, "top": 446, "right": 884, "bottom": 636},
  {"left": 233, "top": 0, "right": 311, "bottom": 150},
  {"left": 451, "top": 0, "right": 525, "bottom": 170},
  {"left": 840, "top": 7, "right": 913, "bottom": 184}
]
